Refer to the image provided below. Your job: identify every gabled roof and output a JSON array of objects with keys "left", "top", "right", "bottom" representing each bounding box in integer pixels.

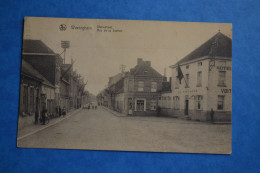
[
  {"left": 23, "top": 39, "right": 55, "bottom": 54},
  {"left": 129, "top": 61, "right": 162, "bottom": 78},
  {"left": 172, "top": 32, "right": 232, "bottom": 67},
  {"left": 21, "top": 59, "right": 55, "bottom": 88}
]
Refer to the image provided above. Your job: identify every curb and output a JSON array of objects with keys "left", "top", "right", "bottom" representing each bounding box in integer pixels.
[
  {"left": 101, "top": 106, "right": 127, "bottom": 117},
  {"left": 17, "top": 109, "right": 82, "bottom": 141}
]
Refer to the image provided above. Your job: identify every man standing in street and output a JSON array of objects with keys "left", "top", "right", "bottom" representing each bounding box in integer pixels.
[
  {"left": 156, "top": 106, "right": 161, "bottom": 116},
  {"left": 41, "top": 103, "right": 47, "bottom": 125},
  {"left": 210, "top": 108, "right": 215, "bottom": 123}
]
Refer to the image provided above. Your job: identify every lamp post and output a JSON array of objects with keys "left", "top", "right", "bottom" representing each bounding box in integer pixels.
[{"left": 61, "top": 41, "right": 70, "bottom": 64}]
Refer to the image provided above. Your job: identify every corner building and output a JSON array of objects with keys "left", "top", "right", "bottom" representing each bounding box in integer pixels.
[{"left": 161, "top": 32, "right": 232, "bottom": 122}]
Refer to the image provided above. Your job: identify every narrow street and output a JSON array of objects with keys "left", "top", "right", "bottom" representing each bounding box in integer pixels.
[{"left": 17, "top": 107, "right": 231, "bottom": 154}]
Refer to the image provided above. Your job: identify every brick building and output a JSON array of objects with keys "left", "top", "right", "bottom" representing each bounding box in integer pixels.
[{"left": 103, "top": 58, "right": 164, "bottom": 116}]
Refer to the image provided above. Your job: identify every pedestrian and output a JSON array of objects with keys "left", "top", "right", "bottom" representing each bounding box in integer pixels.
[
  {"left": 62, "top": 107, "right": 66, "bottom": 116},
  {"left": 35, "top": 110, "right": 39, "bottom": 124},
  {"left": 210, "top": 108, "right": 215, "bottom": 123},
  {"left": 59, "top": 106, "right": 62, "bottom": 117},
  {"left": 41, "top": 104, "right": 47, "bottom": 125},
  {"left": 156, "top": 106, "right": 161, "bottom": 116}
]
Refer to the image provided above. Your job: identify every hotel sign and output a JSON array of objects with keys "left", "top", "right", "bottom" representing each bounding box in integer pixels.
[{"left": 217, "top": 66, "right": 232, "bottom": 70}]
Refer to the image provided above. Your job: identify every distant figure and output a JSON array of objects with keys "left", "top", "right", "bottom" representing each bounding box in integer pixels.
[
  {"left": 41, "top": 104, "right": 47, "bottom": 125},
  {"left": 62, "top": 107, "right": 66, "bottom": 116},
  {"left": 156, "top": 106, "right": 161, "bottom": 116},
  {"left": 210, "top": 108, "right": 215, "bottom": 123},
  {"left": 35, "top": 110, "right": 39, "bottom": 124},
  {"left": 59, "top": 106, "right": 62, "bottom": 117}
]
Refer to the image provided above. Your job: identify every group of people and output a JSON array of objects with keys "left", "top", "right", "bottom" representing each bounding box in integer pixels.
[
  {"left": 34, "top": 104, "right": 66, "bottom": 125},
  {"left": 85, "top": 104, "right": 97, "bottom": 110}
]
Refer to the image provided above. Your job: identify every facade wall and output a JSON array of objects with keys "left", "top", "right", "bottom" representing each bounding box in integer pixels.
[
  {"left": 161, "top": 57, "right": 232, "bottom": 122},
  {"left": 19, "top": 76, "right": 41, "bottom": 129}
]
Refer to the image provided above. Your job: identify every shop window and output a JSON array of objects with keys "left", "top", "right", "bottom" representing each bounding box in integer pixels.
[
  {"left": 151, "top": 82, "right": 157, "bottom": 92},
  {"left": 136, "top": 99, "right": 145, "bottom": 111},
  {"left": 138, "top": 81, "right": 144, "bottom": 92},
  {"left": 218, "top": 71, "right": 226, "bottom": 86},
  {"left": 217, "top": 95, "right": 224, "bottom": 110},
  {"left": 197, "top": 71, "right": 202, "bottom": 87}
]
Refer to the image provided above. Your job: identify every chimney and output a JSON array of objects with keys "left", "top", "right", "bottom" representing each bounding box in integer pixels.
[
  {"left": 145, "top": 61, "right": 151, "bottom": 67},
  {"left": 137, "top": 58, "right": 143, "bottom": 65}
]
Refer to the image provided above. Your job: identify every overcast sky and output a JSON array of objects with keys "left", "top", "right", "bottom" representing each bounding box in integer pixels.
[{"left": 23, "top": 17, "right": 232, "bottom": 95}]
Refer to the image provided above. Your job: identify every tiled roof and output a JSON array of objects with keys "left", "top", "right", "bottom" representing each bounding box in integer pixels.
[
  {"left": 129, "top": 61, "right": 162, "bottom": 78},
  {"left": 21, "top": 59, "right": 55, "bottom": 88},
  {"left": 23, "top": 39, "right": 55, "bottom": 54},
  {"left": 173, "top": 32, "right": 232, "bottom": 66}
]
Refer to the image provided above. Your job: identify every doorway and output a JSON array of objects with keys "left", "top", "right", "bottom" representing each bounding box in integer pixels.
[{"left": 185, "top": 99, "right": 189, "bottom": 115}]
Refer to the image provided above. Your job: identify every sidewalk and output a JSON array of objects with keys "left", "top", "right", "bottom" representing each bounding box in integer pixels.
[{"left": 17, "top": 108, "right": 82, "bottom": 140}]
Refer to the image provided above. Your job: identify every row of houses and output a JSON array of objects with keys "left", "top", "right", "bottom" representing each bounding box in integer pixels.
[
  {"left": 19, "top": 40, "right": 88, "bottom": 129},
  {"left": 97, "top": 32, "right": 232, "bottom": 122}
]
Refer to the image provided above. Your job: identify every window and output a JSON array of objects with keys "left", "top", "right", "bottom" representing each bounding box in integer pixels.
[
  {"left": 151, "top": 82, "right": 157, "bottom": 92},
  {"left": 185, "top": 74, "right": 189, "bottom": 88},
  {"left": 150, "top": 100, "right": 157, "bottom": 110},
  {"left": 173, "top": 96, "right": 180, "bottom": 110},
  {"left": 217, "top": 95, "right": 224, "bottom": 110},
  {"left": 29, "top": 88, "right": 34, "bottom": 113},
  {"left": 136, "top": 99, "right": 145, "bottom": 111},
  {"left": 175, "top": 77, "right": 179, "bottom": 89},
  {"left": 195, "top": 95, "right": 203, "bottom": 110},
  {"left": 198, "top": 62, "right": 202, "bottom": 66},
  {"left": 128, "top": 80, "right": 134, "bottom": 92},
  {"left": 197, "top": 71, "right": 202, "bottom": 87},
  {"left": 23, "top": 86, "right": 28, "bottom": 113},
  {"left": 218, "top": 71, "right": 226, "bottom": 86},
  {"left": 186, "top": 65, "right": 189, "bottom": 69},
  {"left": 138, "top": 81, "right": 144, "bottom": 91}
]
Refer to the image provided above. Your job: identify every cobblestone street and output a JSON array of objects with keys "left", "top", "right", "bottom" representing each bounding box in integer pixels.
[{"left": 17, "top": 107, "right": 231, "bottom": 154}]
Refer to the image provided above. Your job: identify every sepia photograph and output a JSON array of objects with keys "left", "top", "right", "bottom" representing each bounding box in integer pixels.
[{"left": 17, "top": 17, "right": 232, "bottom": 154}]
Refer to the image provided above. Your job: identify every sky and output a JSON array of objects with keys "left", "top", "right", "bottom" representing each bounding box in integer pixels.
[{"left": 23, "top": 17, "right": 232, "bottom": 95}]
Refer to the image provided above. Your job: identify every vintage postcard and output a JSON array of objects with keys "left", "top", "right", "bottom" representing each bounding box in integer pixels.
[{"left": 17, "top": 17, "right": 232, "bottom": 154}]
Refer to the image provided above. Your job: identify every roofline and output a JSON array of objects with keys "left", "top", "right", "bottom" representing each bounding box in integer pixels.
[
  {"left": 21, "top": 72, "right": 44, "bottom": 82},
  {"left": 42, "top": 83, "right": 55, "bottom": 89},
  {"left": 169, "top": 56, "right": 232, "bottom": 68}
]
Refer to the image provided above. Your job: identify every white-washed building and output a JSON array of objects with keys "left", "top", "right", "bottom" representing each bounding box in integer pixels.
[{"left": 160, "top": 32, "right": 232, "bottom": 122}]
